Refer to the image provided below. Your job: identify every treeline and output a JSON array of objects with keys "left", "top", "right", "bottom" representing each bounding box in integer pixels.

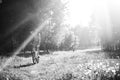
[
  {"left": 0, "top": 0, "right": 99, "bottom": 56},
  {"left": 0, "top": 23, "right": 99, "bottom": 56},
  {"left": 101, "top": 29, "right": 120, "bottom": 52}
]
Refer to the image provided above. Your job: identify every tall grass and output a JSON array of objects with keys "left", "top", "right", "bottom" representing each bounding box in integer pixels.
[{"left": 0, "top": 50, "right": 120, "bottom": 80}]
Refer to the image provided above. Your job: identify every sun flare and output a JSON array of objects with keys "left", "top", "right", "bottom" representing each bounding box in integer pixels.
[{"left": 63, "top": 0, "right": 96, "bottom": 28}]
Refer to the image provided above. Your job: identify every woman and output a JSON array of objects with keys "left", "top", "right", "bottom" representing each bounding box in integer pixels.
[{"left": 31, "top": 32, "right": 41, "bottom": 64}]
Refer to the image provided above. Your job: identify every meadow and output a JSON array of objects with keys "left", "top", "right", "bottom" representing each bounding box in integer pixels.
[{"left": 0, "top": 49, "right": 120, "bottom": 80}]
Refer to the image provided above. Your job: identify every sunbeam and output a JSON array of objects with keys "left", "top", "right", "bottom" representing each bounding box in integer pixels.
[
  {"left": 94, "top": 0, "right": 112, "bottom": 42},
  {"left": 4, "top": 13, "right": 38, "bottom": 37},
  {"left": 0, "top": 18, "right": 50, "bottom": 72}
]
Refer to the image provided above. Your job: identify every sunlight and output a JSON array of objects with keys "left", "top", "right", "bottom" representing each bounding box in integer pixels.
[
  {"left": 62, "top": 0, "right": 112, "bottom": 32},
  {"left": 0, "top": 18, "right": 49, "bottom": 72},
  {"left": 64, "top": 0, "right": 96, "bottom": 27}
]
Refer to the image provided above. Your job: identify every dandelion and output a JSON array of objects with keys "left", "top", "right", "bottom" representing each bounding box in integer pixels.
[
  {"left": 95, "top": 71, "right": 99, "bottom": 75},
  {"left": 111, "top": 69, "right": 116, "bottom": 75},
  {"left": 99, "top": 62, "right": 103, "bottom": 66},
  {"left": 85, "top": 70, "right": 92, "bottom": 75},
  {"left": 106, "top": 68, "right": 111, "bottom": 73},
  {"left": 97, "top": 64, "right": 100, "bottom": 68},
  {"left": 102, "top": 65, "right": 106, "bottom": 69},
  {"left": 116, "top": 63, "right": 119, "bottom": 66},
  {"left": 81, "top": 76, "right": 84, "bottom": 80}
]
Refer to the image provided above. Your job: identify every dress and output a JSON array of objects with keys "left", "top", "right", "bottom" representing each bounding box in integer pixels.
[{"left": 31, "top": 33, "right": 41, "bottom": 64}]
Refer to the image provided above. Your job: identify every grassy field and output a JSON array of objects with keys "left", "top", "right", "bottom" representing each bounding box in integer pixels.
[{"left": 0, "top": 49, "right": 120, "bottom": 80}]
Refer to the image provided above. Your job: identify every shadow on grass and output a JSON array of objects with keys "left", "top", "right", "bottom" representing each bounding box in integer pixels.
[
  {"left": 14, "top": 63, "right": 34, "bottom": 68},
  {"left": 17, "top": 51, "right": 50, "bottom": 58},
  {"left": 17, "top": 52, "right": 32, "bottom": 58}
]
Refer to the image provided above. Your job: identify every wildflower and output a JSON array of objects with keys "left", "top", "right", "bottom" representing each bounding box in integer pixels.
[
  {"left": 99, "top": 62, "right": 103, "bottom": 66},
  {"left": 95, "top": 71, "right": 98, "bottom": 75},
  {"left": 116, "top": 63, "right": 119, "bottom": 66},
  {"left": 102, "top": 65, "right": 106, "bottom": 69},
  {"left": 111, "top": 69, "right": 116, "bottom": 75},
  {"left": 85, "top": 70, "right": 91, "bottom": 75}
]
